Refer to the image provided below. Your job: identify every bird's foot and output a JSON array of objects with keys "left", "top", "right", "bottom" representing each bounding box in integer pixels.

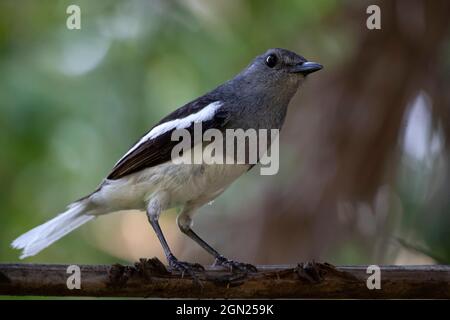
[
  {"left": 213, "top": 255, "right": 258, "bottom": 273},
  {"left": 167, "top": 254, "right": 205, "bottom": 280}
]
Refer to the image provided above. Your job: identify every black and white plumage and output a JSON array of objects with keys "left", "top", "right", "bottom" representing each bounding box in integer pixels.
[
  {"left": 108, "top": 98, "right": 228, "bottom": 179},
  {"left": 12, "top": 48, "right": 322, "bottom": 273}
]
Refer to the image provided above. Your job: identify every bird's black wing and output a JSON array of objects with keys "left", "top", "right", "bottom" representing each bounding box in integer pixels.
[{"left": 107, "top": 96, "right": 229, "bottom": 180}]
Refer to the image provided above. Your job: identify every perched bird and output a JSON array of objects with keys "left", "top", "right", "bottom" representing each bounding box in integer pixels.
[{"left": 12, "top": 48, "right": 322, "bottom": 274}]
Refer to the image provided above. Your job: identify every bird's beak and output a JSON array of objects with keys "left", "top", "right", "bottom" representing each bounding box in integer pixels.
[{"left": 290, "top": 61, "right": 323, "bottom": 75}]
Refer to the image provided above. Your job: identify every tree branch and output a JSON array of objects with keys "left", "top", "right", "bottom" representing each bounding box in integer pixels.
[{"left": 0, "top": 259, "right": 449, "bottom": 298}]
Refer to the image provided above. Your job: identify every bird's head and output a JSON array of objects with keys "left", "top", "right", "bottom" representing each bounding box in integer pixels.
[{"left": 237, "top": 48, "right": 322, "bottom": 101}]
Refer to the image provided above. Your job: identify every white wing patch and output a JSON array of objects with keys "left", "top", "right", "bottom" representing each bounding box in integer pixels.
[{"left": 117, "top": 101, "right": 223, "bottom": 163}]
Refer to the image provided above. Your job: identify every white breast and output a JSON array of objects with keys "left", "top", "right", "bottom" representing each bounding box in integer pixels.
[{"left": 91, "top": 161, "right": 249, "bottom": 213}]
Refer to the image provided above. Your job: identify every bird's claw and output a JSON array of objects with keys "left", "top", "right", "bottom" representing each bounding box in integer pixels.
[
  {"left": 167, "top": 254, "right": 205, "bottom": 281},
  {"left": 214, "top": 255, "right": 258, "bottom": 273}
]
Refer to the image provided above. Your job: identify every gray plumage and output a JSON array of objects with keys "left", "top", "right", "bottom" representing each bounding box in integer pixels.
[{"left": 12, "top": 48, "right": 322, "bottom": 273}]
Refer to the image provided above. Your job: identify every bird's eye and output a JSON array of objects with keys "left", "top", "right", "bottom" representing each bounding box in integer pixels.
[{"left": 265, "top": 54, "right": 277, "bottom": 68}]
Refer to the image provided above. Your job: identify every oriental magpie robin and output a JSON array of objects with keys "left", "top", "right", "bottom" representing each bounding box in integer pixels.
[{"left": 12, "top": 48, "right": 322, "bottom": 275}]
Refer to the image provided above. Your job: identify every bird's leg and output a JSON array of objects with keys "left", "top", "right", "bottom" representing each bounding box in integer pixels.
[
  {"left": 146, "top": 197, "right": 204, "bottom": 278},
  {"left": 177, "top": 213, "right": 257, "bottom": 273}
]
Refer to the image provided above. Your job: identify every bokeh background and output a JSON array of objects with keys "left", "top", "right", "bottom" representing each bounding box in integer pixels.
[{"left": 1, "top": 0, "right": 449, "bottom": 266}]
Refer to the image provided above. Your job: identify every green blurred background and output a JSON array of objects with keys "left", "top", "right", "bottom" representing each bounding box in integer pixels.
[{"left": 1, "top": 0, "right": 449, "bottom": 267}]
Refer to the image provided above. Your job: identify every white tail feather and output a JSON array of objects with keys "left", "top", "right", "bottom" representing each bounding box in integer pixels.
[{"left": 11, "top": 201, "right": 94, "bottom": 259}]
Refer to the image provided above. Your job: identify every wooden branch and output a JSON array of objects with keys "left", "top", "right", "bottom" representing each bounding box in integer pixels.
[{"left": 0, "top": 259, "right": 449, "bottom": 298}]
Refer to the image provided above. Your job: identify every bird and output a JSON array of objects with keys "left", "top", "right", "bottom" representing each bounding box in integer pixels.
[{"left": 12, "top": 48, "right": 322, "bottom": 275}]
